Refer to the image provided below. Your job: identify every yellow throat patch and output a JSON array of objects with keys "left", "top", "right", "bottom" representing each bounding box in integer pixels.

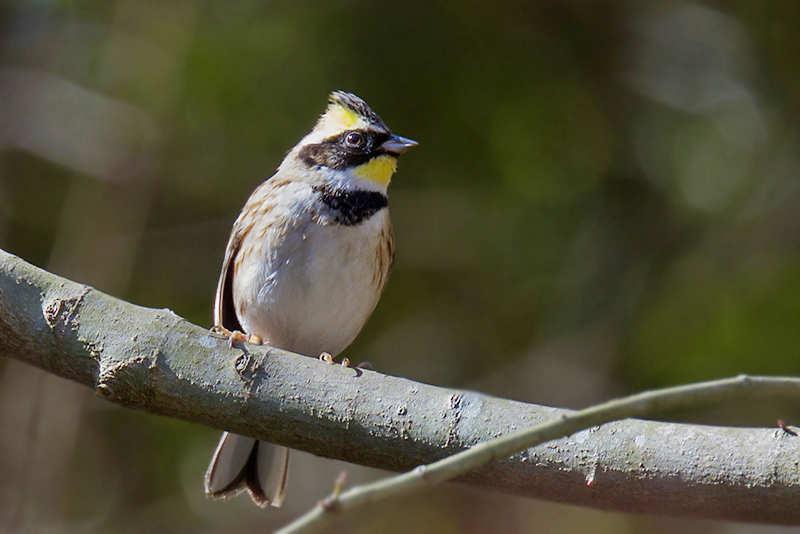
[{"left": 354, "top": 155, "right": 397, "bottom": 187}]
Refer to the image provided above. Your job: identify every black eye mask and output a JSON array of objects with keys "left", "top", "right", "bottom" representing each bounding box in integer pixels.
[{"left": 298, "top": 130, "right": 393, "bottom": 171}]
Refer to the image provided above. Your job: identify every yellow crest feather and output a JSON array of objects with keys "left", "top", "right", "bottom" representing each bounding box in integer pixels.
[{"left": 317, "top": 102, "right": 367, "bottom": 134}]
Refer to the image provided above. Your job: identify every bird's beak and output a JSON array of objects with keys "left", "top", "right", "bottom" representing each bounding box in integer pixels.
[{"left": 381, "top": 134, "right": 418, "bottom": 155}]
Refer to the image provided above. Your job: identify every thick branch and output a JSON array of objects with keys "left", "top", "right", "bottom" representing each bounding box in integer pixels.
[
  {"left": 1, "top": 248, "right": 799, "bottom": 524},
  {"left": 280, "top": 375, "right": 800, "bottom": 534}
]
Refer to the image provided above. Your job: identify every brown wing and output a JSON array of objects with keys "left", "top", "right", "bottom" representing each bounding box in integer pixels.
[
  {"left": 214, "top": 180, "right": 276, "bottom": 332},
  {"left": 214, "top": 228, "right": 244, "bottom": 333}
]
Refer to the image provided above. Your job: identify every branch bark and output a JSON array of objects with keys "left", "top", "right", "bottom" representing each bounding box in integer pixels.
[
  {"left": 1, "top": 248, "right": 799, "bottom": 525},
  {"left": 278, "top": 375, "right": 800, "bottom": 534}
]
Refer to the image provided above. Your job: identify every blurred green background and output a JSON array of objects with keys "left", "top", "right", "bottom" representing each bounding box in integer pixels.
[{"left": 2, "top": 1, "right": 800, "bottom": 532}]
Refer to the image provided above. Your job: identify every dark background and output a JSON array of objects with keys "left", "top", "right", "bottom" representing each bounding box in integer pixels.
[{"left": 1, "top": 1, "right": 800, "bottom": 532}]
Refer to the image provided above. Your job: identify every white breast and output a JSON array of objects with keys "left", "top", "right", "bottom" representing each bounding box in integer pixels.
[{"left": 232, "top": 182, "right": 390, "bottom": 357}]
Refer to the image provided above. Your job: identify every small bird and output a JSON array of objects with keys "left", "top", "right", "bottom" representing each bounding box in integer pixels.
[{"left": 204, "top": 91, "right": 417, "bottom": 507}]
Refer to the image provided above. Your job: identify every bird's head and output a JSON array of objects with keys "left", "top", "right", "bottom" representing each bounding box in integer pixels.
[{"left": 288, "top": 91, "right": 417, "bottom": 191}]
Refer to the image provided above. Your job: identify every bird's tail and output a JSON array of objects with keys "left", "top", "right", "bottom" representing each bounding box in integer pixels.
[{"left": 204, "top": 432, "right": 289, "bottom": 508}]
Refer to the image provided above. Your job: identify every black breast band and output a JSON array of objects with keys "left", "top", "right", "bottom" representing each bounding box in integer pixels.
[{"left": 313, "top": 185, "right": 388, "bottom": 226}]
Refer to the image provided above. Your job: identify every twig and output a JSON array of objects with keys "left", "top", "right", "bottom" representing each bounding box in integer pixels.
[{"left": 277, "top": 375, "right": 800, "bottom": 534}]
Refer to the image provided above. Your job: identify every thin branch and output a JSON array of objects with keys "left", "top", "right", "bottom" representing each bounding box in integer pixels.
[
  {"left": 278, "top": 375, "right": 800, "bottom": 533},
  {"left": 1, "top": 247, "right": 800, "bottom": 525}
]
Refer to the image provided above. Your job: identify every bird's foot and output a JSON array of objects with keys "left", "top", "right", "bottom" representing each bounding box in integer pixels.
[
  {"left": 318, "top": 353, "right": 368, "bottom": 368},
  {"left": 318, "top": 353, "right": 352, "bottom": 367},
  {"left": 211, "top": 325, "right": 262, "bottom": 347}
]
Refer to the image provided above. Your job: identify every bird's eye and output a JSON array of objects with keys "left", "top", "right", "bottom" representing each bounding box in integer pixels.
[{"left": 344, "top": 132, "right": 364, "bottom": 149}]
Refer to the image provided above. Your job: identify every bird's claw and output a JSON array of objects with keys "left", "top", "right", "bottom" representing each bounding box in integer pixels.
[
  {"left": 210, "top": 325, "right": 232, "bottom": 338},
  {"left": 210, "top": 325, "right": 262, "bottom": 347},
  {"left": 318, "top": 354, "right": 354, "bottom": 367}
]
